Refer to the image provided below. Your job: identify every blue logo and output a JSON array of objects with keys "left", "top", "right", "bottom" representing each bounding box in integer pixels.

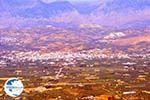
[{"left": 4, "top": 78, "right": 24, "bottom": 97}]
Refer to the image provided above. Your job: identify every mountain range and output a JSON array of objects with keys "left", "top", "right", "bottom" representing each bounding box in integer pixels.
[{"left": 0, "top": 0, "right": 150, "bottom": 28}]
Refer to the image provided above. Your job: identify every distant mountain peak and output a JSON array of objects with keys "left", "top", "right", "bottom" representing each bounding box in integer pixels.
[{"left": 1, "top": 0, "right": 76, "bottom": 18}]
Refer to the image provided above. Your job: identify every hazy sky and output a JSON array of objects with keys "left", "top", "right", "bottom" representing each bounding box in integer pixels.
[{"left": 41, "top": 0, "right": 99, "bottom": 3}]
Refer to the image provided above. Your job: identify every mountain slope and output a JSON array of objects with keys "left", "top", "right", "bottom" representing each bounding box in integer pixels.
[
  {"left": 94, "top": 0, "right": 150, "bottom": 13},
  {"left": 88, "top": 0, "right": 150, "bottom": 26},
  {"left": 1, "top": 0, "right": 76, "bottom": 18}
]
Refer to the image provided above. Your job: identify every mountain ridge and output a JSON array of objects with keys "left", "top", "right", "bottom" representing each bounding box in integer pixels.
[{"left": 0, "top": 0, "right": 150, "bottom": 27}]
